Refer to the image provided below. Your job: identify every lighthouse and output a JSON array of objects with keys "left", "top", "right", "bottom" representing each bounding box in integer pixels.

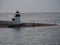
[{"left": 12, "top": 10, "right": 21, "bottom": 26}]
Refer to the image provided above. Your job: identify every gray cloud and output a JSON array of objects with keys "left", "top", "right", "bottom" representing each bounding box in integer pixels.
[{"left": 0, "top": 0, "right": 60, "bottom": 13}]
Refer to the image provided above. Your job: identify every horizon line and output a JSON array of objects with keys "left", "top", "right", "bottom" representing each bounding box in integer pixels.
[{"left": 0, "top": 12, "right": 60, "bottom": 13}]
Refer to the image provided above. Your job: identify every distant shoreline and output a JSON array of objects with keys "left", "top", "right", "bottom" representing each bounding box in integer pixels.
[{"left": 0, "top": 12, "right": 60, "bottom": 14}]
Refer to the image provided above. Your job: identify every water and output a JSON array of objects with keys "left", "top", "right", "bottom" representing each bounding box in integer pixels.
[{"left": 0, "top": 13, "right": 60, "bottom": 45}]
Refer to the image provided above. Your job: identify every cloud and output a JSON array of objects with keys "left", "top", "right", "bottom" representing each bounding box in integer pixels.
[{"left": 0, "top": 0, "right": 60, "bottom": 13}]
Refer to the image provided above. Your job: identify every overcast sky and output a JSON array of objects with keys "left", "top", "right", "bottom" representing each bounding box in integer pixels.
[{"left": 0, "top": 0, "right": 60, "bottom": 13}]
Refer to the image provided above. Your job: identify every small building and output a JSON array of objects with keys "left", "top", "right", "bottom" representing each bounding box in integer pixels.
[{"left": 12, "top": 10, "right": 21, "bottom": 25}]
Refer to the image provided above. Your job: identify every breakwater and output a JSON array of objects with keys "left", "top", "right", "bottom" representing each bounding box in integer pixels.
[
  {"left": 0, "top": 21, "right": 57, "bottom": 28},
  {"left": 21, "top": 23, "right": 57, "bottom": 27}
]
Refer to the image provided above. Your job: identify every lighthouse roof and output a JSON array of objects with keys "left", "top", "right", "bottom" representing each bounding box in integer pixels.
[
  {"left": 15, "top": 10, "right": 21, "bottom": 17},
  {"left": 16, "top": 10, "right": 19, "bottom": 13}
]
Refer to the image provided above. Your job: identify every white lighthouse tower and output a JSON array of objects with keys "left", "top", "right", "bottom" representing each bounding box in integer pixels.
[{"left": 12, "top": 10, "right": 21, "bottom": 26}]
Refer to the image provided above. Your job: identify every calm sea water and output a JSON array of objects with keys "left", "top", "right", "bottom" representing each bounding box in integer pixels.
[{"left": 0, "top": 13, "right": 60, "bottom": 45}]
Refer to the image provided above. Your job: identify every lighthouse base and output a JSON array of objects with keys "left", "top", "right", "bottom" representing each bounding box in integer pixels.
[{"left": 9, "top": 24, "right": 22, "bottom": 28}]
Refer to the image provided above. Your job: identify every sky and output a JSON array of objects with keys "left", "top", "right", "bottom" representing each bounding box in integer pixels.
[{"left": 0, "top": 0, "right": 60, "bottom": 13}]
